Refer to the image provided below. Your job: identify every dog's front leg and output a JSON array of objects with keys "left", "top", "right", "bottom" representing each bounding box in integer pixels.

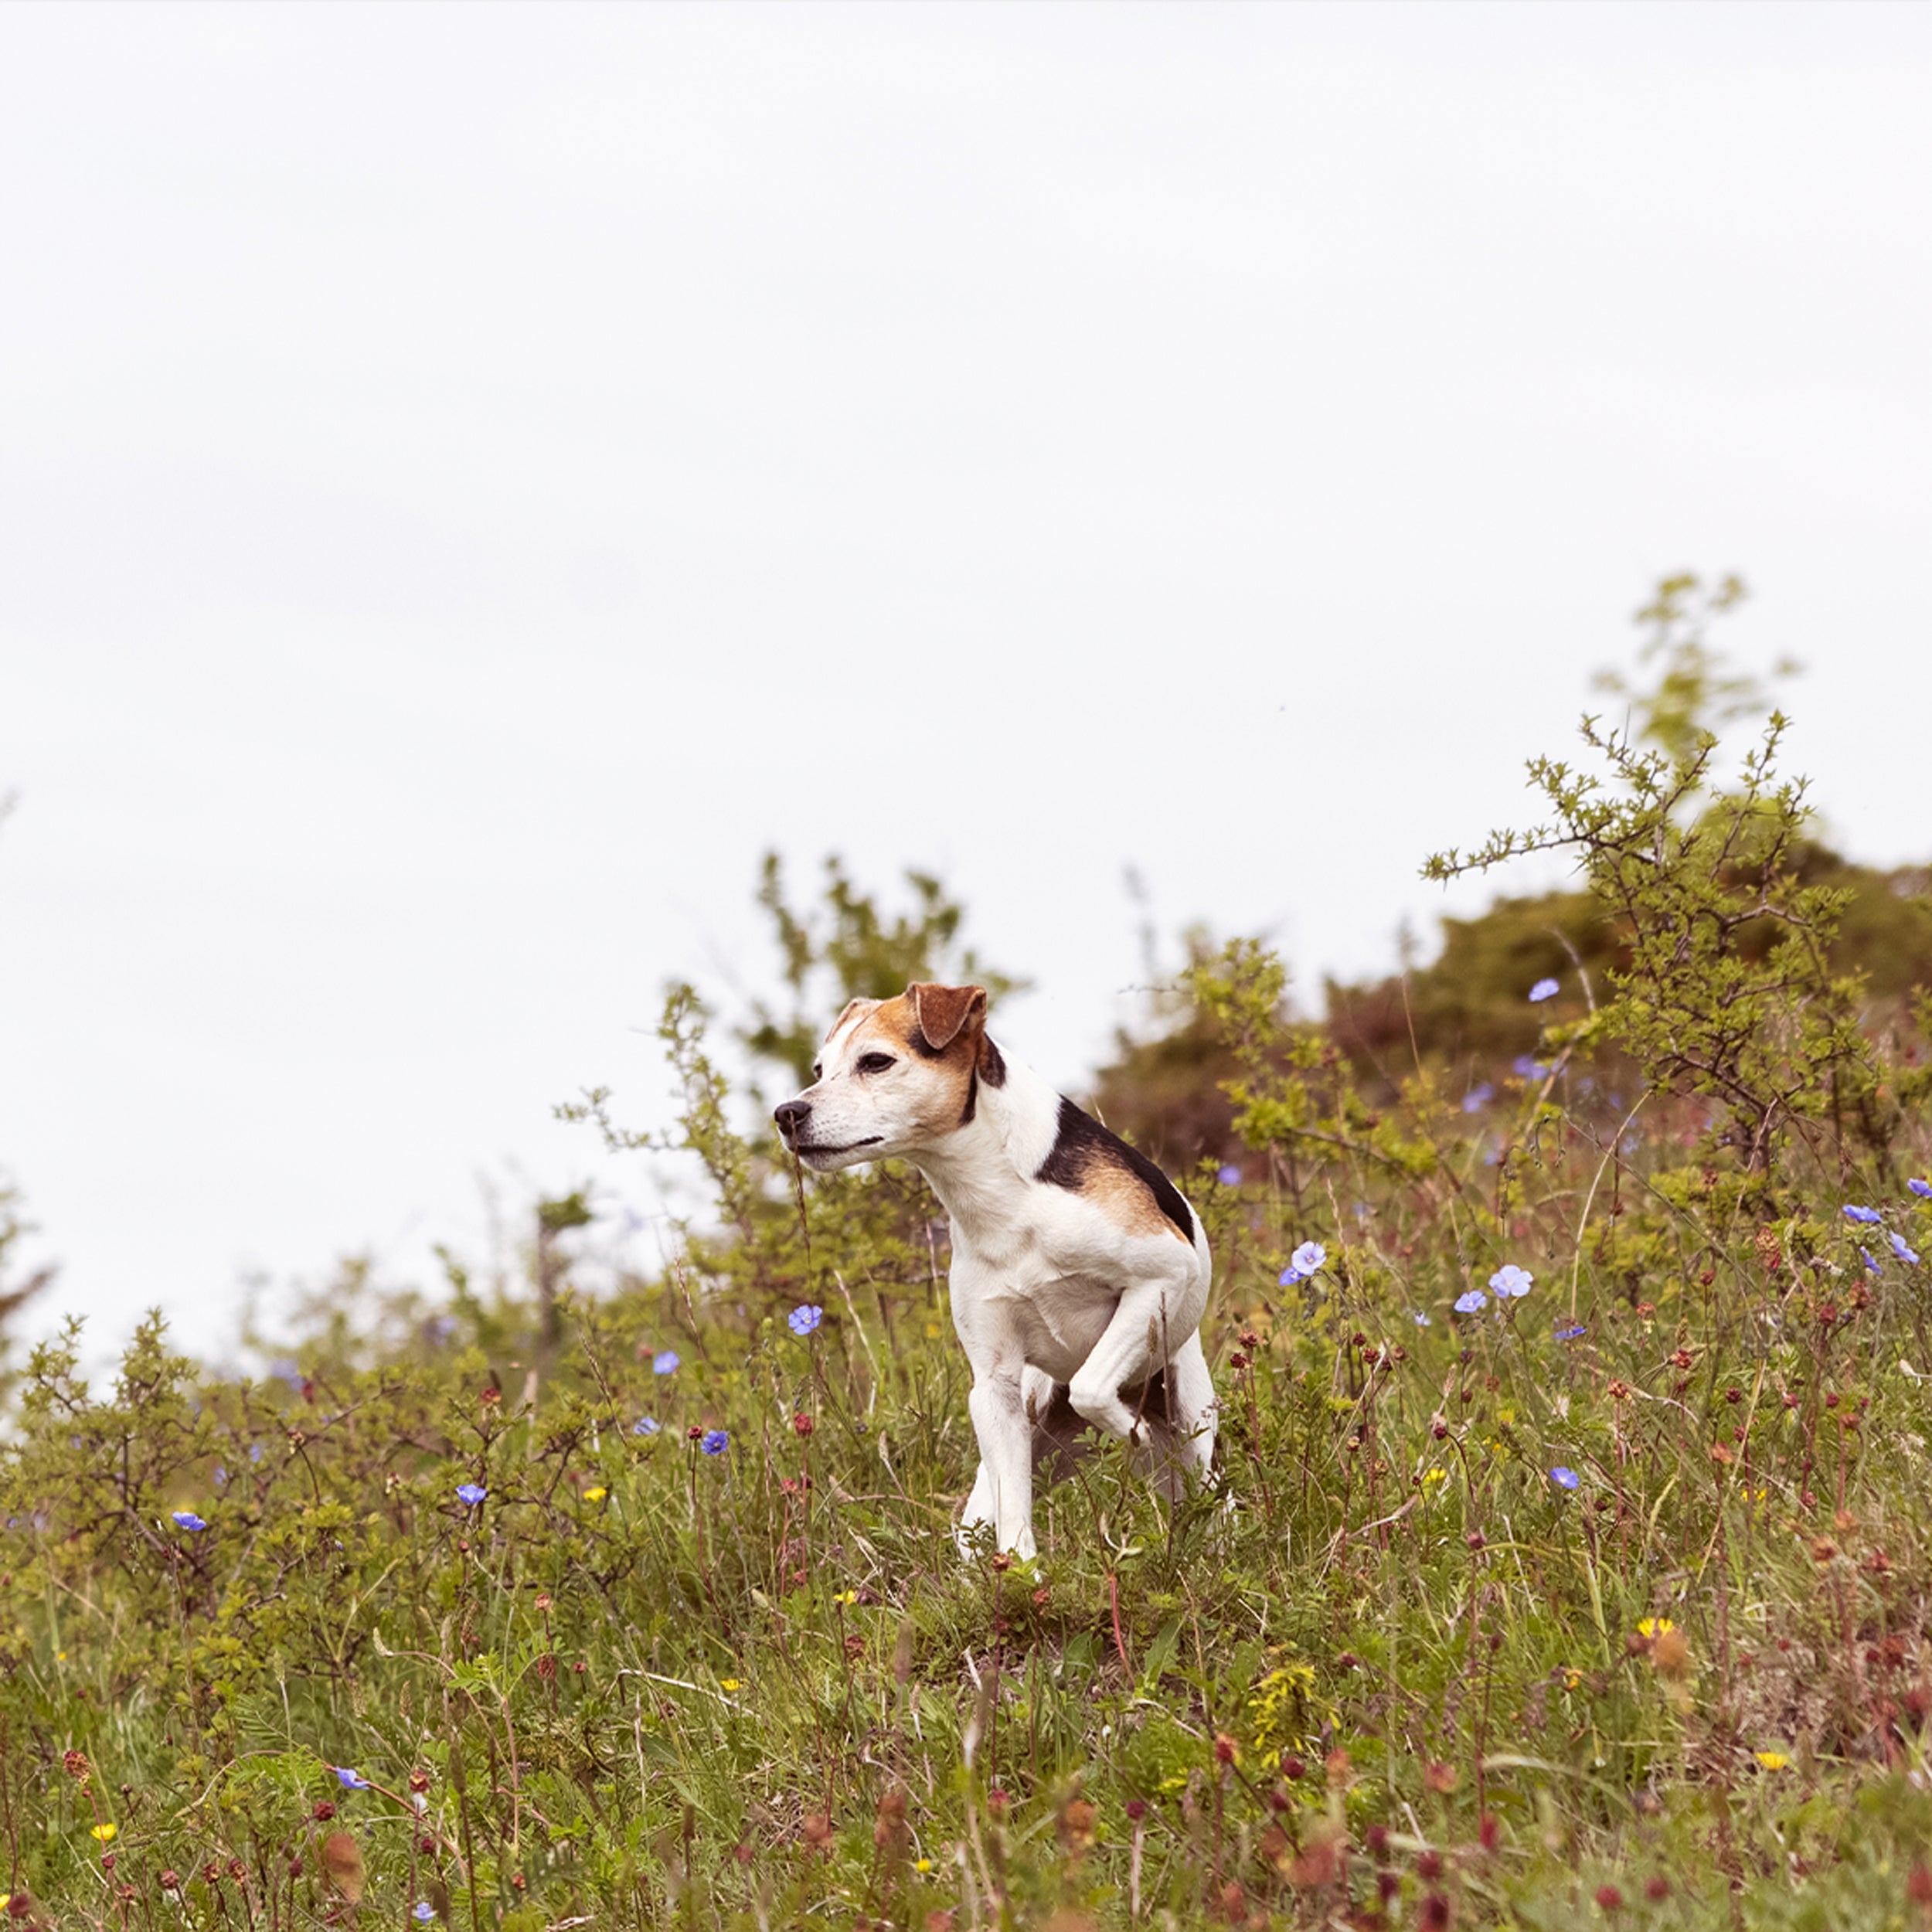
[
  {"left": 1068, "top": 1275, "right": 1206, "bottom": 1448},
  {"left": 960, "top": 1369, "right": 1036, "bottom": 1560}
]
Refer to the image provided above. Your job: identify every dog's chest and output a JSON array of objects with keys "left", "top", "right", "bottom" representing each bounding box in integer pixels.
[
  {"left": 944, "top": 1189, "right": 1137, "bottom": 1381},
  {"left": 959, "top": 1256, "right": 1121, "bottom": 1382}
]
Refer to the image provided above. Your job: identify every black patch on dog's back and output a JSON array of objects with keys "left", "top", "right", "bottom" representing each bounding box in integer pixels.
[{"left": 1034, "top": 1096, "right": 1195, "bottom": 1240}]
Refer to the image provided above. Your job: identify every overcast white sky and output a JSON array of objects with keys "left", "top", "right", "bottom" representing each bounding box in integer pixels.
[{"left": 2, "top": 2, "right": 1927, "bottom": 1362}]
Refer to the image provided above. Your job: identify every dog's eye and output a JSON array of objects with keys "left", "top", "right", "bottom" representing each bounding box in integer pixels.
[
  {"left": 811, "top": 1063, "right": 822, "bottom": 1082},
  {"left": 855, "top": 1052, "right": 896, "bottom": 1075}
]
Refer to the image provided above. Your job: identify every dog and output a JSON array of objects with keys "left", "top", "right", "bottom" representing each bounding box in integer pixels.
[{"left": 774, "top": 981, "right": 1216, "bottom": 1560}]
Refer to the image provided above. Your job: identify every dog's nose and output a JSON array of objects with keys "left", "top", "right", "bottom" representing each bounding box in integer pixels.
[{"left": 774, "top": 1099, "right": 812, "bottom": 1143}]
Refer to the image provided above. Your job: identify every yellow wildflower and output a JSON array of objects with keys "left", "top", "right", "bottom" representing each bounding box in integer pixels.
[
  {"left": 719, "top": 1677, "right": 743, "bottom": 1692},
  {"left": 91, "top": 1822, "right": 117, "bottom": 1842},
  {"left": 915, "top": 1858, "right": 931, "bottom": 1872},
  {"left": 833, "top": 1589, "right": 858, "bottom": 1605},
  {"left": 582, "top": 1486, "right": 607, "bottom": 1502},
  {"left": 1636, "top": 1617, "right": 1675, "bottom": 1639},
  {"left": 1423, "top": 1468, "right": 1447, "bottom": 1487},
  {"left": 1756, "top": 1750, "right": 1789, "bottom": 1770}
]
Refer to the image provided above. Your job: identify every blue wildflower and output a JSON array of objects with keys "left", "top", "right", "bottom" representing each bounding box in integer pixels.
[
  {"left": 1555, "top": 1322, "right": 1587, "bottom": 1342},
  {"left": 335, "top": 1767, "right": 372, "bottom": 1790},
  {"left": 171, "top": 1510, "right": 208, "bottom": 1532},
  {"left": 1217, "top": 1164, "right": 1242, "bottom": 1185},
  {"left": 1489, "top": 1264, "right": 1533, "bottom": 1298},
  {"left": 248, "top": 1442, "right": 264, "bottom": 1463},
  {"left": 787, "top": 1304, "right": 823, "bottom": 1337},
  {"left": 1529, "top": 978, "right": 1560, "bottom": 1002},
  {"left": 1277, "top": 1266, "right": 1303, "bottom": 1287},
  {"left": 1512, "top": 1055, "right": 1551, "bottom": 1080},
  {"left": 652, "top": 1349, "right": 681, "bottom": 1375},
  {"left": 1910, "top": 1179, "right": 1932, "bottom": 1200},
  {"left": 1843, "top": 1205, "right": 1883, "bottom": 1225},
  {"left": 1894, "top": 1232, "right": 1922, "bottom": 1266},
  {"left": 701, "top": 1430, "right": 730, "bottom": 1457},
  {"left": 1413, "top": 1311, "right": 1433, "bottom": 1327},
  {"left": 1461, "top": 1083, "right": 1495, "bottom": 1114},
  {"left": 1549, "top": 1467, "right": 1580, "bottom": 1491},
  {"left": 455, "top": 1483, "right": 486, "bottom": 1507},
  {"left": 632, "top": 1417, "right": 661, "bottom": 1437},
  {"left": 1454, "top": 1289, "right": 1488, "bottom": 1315},
  {"left": 1291, "top": 1240, "right": 1328, "bottom": 1277},
  {"left": 1862, "top": 1248, "right": 1883, "bottom": 1274},
  {"left": 413, "top": 1906, "right": 436, "bottom": 1925},
  {"left": 213, "top": 1466, "right": 228, "bottom": 1486}
]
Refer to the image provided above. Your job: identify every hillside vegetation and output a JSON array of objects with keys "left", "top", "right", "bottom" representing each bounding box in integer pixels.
[{"left": 3, "top": 578, "right": 1931, "bottom": 1930}]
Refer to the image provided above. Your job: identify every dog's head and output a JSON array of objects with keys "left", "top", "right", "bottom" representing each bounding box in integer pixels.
[{"left": 773, "top": 981, "right": 1002, "bottom": 1170}]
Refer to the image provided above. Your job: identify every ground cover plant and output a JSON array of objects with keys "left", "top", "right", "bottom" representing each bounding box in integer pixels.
[{"left": 4, "top": 580, "right": 1932, "bottom": 1930}]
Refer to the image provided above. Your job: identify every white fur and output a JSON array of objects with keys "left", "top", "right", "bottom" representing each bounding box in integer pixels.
[{"left": 778, "top": 1002, "right": 1215, "bottom": 1560}]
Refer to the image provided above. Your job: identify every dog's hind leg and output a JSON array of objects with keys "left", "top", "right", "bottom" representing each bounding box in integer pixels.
[
  {"left": 1164, "top": 1329, "right": 1217, "bottom": 1477},
  {"left": 1128, "top": 1333, "right": 1217, "bottom": 1498}
]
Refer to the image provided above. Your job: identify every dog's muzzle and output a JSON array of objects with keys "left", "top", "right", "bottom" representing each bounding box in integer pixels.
[{"left": 773, "top": 1099, "right": 883, "bottom": 1161}]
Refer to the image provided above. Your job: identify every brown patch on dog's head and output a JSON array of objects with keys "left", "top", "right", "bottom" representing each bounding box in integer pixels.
[
  {"left": 826, "top": 997, "right": 878, "bottom": 1042},
  {"left": 832, "top": 985, "right": 992, "bottom": 1137}
]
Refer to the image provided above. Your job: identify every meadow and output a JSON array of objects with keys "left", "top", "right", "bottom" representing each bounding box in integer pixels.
[{"left": 4, "top": 580, "right": 1931, "bottom": 1930}]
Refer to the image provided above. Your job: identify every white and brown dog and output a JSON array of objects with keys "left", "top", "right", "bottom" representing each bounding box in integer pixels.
[{"left": 774, "top": 981, "right": 1215, "bottom": 1560}]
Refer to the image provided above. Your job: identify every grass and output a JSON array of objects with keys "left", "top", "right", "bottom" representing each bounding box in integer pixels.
[{"left": 5, "top": 1043, "right": 1932, "bottom": 1932}]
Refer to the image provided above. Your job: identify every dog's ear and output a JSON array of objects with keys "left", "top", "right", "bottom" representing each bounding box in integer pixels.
[{"left": 907, "top": 982, "right": 987, "bottom": 1053}]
